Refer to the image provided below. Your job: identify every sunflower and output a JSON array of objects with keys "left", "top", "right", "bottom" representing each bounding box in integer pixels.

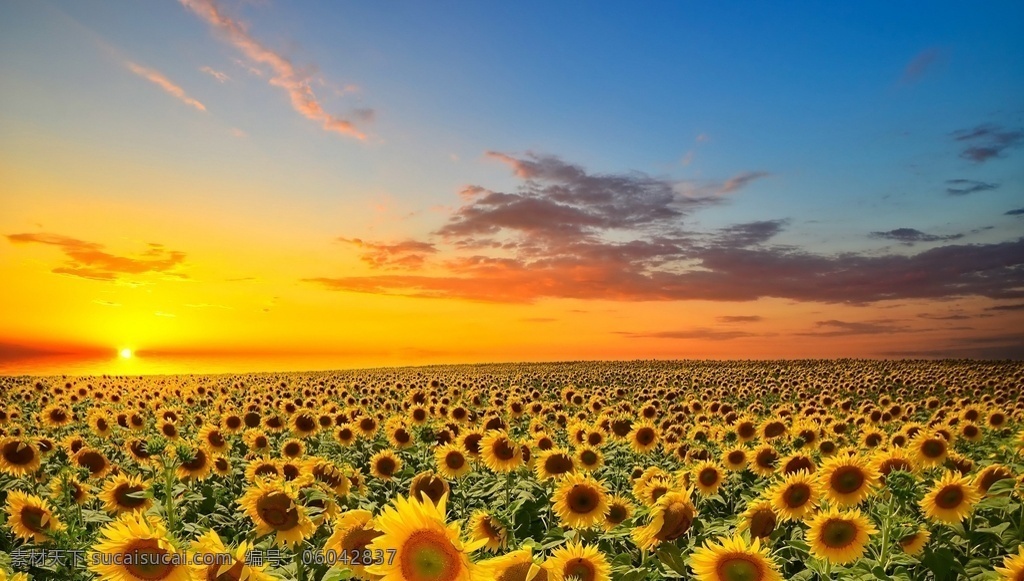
[
  {"left": 74, "top": 447, "right": 112, "bottom": 479},
  {"left": 99, "top": 473, "right": 153, "bottom": 515},
  {"left": 366, "top": 492, "right": 486, "bottom": 580},
  {"left": 5, "top": 490, "right": 65, "bottom": 543},
  {"left": 176, "top": 446, "right": 213, "bottom": 481},
  {"left": 738, "top": 499, "right": 778, "bottom": 539},
  {"left": 435, "top": 443, "right": 472, "bottom": 479},
  {"left": 751, "top": 445, "right": 779, "bottom": 477},
  {"left": 535, "top": 448, "right": 576, "bottom": 481},
  {"left": 818, "top": 454, "right": 879, "bottom": 506},
  {"left": 41, "top": 403, "right": 73, "bottom": 428},
  {"left": 976, "top": 464, "right": 1013, "bottom": 495},
  {"left": 547, "top": 541, "right": 610, "bottom": 581},
  {"left": 0, "top": 437, "right": 41, "bottom": 476},
  {"left": 212, "top": 455, "right": 232, "bottom": 477},
  {"left": 770, "top": 470, "right": 819, "bottom": 521},
  {"left": 190, "top": 529, "right": 276, "bottom": 581},
  {"left": 370, "top": 449, "right": 403, "bottom": 481},
  {"left": 628, "top": 423, "right": 660, "bottom": 454},
  {"left": 631, "top": 489, "right": 696, "bottom": 551},
  {"left": 308, "top": 457, "right": 352, "bottom": 496},
  {"left": 552, "top": 473, "right": 610, "bottom": 529},
  {"left": 50, "top": 476, "right": 91, "bottom": 506},
  {"left": 322, "top": 509, "right": 383, "bottom": 580},
  {"left": 636, "top": 475, "right": 673, "bottom": 507},
  {"left": 88, "top": 512, "right": 191, "bottom": 581},
  {"left": 575, "top": 446, "right": 604, "bottom": 472},
  {"left": 995, "top": 545, "right": 1024, "bottom": 581},
  {"left": 246, "top": 457, "right": 281, "bottom": 482},
  {"left": 197, "top": 424, "right": 230, "bottom": 454},
  {"left": 873, "top": 448, "right": 915, "bottom": 482},
  {"left": 603, "top": 495, "right": 633, "bottom": 531},
  {"left": 920, "top": 471, "right": 980, "bottom": 523},
  {"left": 690, "top": 534, "right": 783, "bottom": 581},
  {"left": 480, "top": 430, "right": 523, "bottom": 473},
  {"left": 722, "top": 447, "right": 749, "bottom": 472},
  {"left": 243, "top": 428, "right": 271, "bottom": 454},
  {"left": 126, "top": 438, "right": 155, "bottom": 465},
  {"left": 479, "top": 547, "right": 551, "bottom": 581},
  {"left": 335, "top": 423, "right": 357, "bottom": 446},
  {"left": 460, "top": 429, "right": 485, "bottom": 458},
  {"left": 692, "top": 461, "right": 725, "bottom": 497},
  {"left": 469, "top": 511, "right": 508, "bottom": 552},
  {"left": 897, "top": 528, "right": 930, "bottom": 556},
  {"left": 805, "top": 507, "right": 877, "bottom": 564},
  {"left": 411, "top": 470, "right": 450, "bottom": 505},
  {"left": 238, "top": 478, "right": 316, "bottom": 547},
  {"left": 910, "top": 432, "right": 949, "bottom": 468}
]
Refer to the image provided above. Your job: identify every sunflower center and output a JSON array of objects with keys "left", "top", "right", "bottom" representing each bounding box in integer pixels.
[
  {"left": 255, "top": 464, "right": 279, "bottom": 477},
  {"left": 376, "top": 457, "right": 397, "bottom": 476},
  {"left": 296, "top": 416, "right": 316, "bottom": 432},
  {"left": 464, "top": 434, "right": 483, "bottom": 455},
  {"left": 412, "top": 475, "right": 448, "bottom": 504},
  {"left": 784, "top": 457, "right": 813, "bottom": 475},
  {"left": 749, "top": 509, "right": 776, "bottom": 538},
  {"left": 636, "top": 428, "right": 655, "bottom": 445},
  {"left": 2, "top": 440, "right": 36, "bottom": 465},
  {"left": 493, "top": 438, "right": 516, "bottom": 460},
  {"left": 400, "top": 529, "right": 461, "bottom": 581},
  {"left": 921, "top": 439, "right": 945, "bottom": 458},
  {"left": 497, "top": 562, "right": 536, "bottom": 581},
  {"left": 445, "top": 452, "right": 466, "bottom": 470},
  {"left": 395, "top": 429, "right": 411, "bottom": 444},
  {"left": 567, "top": 485, "right": 599, "bottom": 514},
  {"left": 563, "top": 558, "right": 596, "bottom": 581},
  {"left": 182, "top": 450, "right": 208, "bottom": 471},
  {"left": 284, "top": 442, "right": 302, "bottom": 457},
  {"left": 830, "top": 466, "right": 865, "bottom": 494},
  {"left": 699, "top": 468, "right": 719, "bottom": 486},
  {"left": 20, "top": 506, "right": 49, "bottom": 532},
  {"left": 783, "top": 484, "right": 810, "bottom": 507},
  {"left": 122, "top": 539, "right": 176, "bottom": 580},
  {"left": 738, "top": 423, "right": 756, "bottom": 439},
  {"left": 756, "top": 450, "right": 778, "bottom": 469},
  {"left": 342, "top": 527, "right": 383, "bottom": 555},
  {"left": 717, "top": 555, "right": 764, "bottom": 581},
  {"left": 656, "top": 501, "right": 694, "bottom": 541},
  {"left": 763, "top": 422, "right": 785, "bottom": 438},
  {"left": 898, "top": 533, "right": 920, "bottom": 549},
  {"left": 208, "top": 432, "right": 226, "bottom": 448},
  {"left": 256, "top": 492, "right": 300, "bottom": 530},
  {"left": 728, "top": 451, "right": 745, "bottom": 465},
  {"left": 544, "top": 454, "right": 574, "bottom": 475},
  {"left": 879, "top": 459, "right": 911, "bottom": 475},
  {"left": 607, "top": 504, "right": 628, "bottom": 524},
  {"left": 935, "top": 485, "right": 965, "bottom": 509},
  {"left": 115, "top": 484, "right": 147, "bottom": 508},
  {"left": 820, "top": 519, "right": 857, "bottom": 548},
  {"left": 78, "top": 451, "right": 107, "bottom": 474}
]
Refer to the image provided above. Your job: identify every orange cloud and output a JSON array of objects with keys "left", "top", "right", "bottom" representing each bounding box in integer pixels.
[
  {"left": 179, "top": 0, "right": 367, "bottom": 139},
  {"left": 6, "top": 233, "right": 187, "bottom": 282},
  {"left": 338, "top": 238, "right": 437, "bottom": 270},
  {"left": 126, "top": 62, "right": 207, "bottom": 111}
]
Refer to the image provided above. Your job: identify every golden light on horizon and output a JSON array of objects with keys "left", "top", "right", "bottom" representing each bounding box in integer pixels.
[{"left": 119, "top": 348, "right": 133, "bottom": 359}]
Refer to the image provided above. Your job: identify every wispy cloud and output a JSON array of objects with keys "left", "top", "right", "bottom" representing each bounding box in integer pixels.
[
  {"left": 1006, "top": 208, "right": 1024, "bottom": 216},
  {"left": 901, "top": 47, "right": 945, "bottom": 83},
  {"left": 620, "top": 328, "right": 764, "bottom": 341},
  {"left": 717, "top": 315, "right": 763, "bottom": 323},
  {"left": 869, "top": 228, "right": 963, "bottom": 245},
  {"left": 179, "top": 0, "right": 368, "bottom": 139},
  {"left": 945, "top": 179, "right": 999, "bottom": 196},
  {"left": 126, "top": 62, "right": 206, "bottom": 111},
  {"left": 951, "top": 124, "right": 1024, "bottom": 163},
  {"left": 200, "top": 65, "right": 230, "bottom": 82},
  {"left": 338, "top": 238, "right": 437, "bottom": 270},
  {"left": 6, "top": 233, "right": 187, "bottom": 282},
  {"left": 796, "top": 320, "right": 910, "bottom": 337}
]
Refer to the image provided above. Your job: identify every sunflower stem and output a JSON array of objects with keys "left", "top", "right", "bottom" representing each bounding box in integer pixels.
[{"left": 296, "top": 544, "right": 307, "bottom": 581}]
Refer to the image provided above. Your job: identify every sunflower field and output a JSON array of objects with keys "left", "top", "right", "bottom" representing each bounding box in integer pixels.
[{"left": 1, "top": 360, "right": 1023, "bottom": 581}]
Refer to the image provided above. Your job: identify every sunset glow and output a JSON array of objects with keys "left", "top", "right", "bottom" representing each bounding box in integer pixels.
[{"left": 1, "top": 1, "right": 1022, "bottom": 375}]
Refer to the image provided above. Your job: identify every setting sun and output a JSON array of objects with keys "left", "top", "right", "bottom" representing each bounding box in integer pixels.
[{"left": 119, "top": 348, "right": 133, "bottom": 359}]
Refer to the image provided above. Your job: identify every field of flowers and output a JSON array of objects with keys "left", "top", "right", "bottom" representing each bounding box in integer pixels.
[{"left": 0, "top": 360, "right": 1022, "bottom": 581}]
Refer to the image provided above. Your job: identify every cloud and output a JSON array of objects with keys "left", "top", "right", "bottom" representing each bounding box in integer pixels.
[
  {"left": 620, "top": 328, "right": 763, "bottom": 341},
  {"left": 869, "top": 228, "right": 964, "bottom": 245},
  {"left": 126, "top": 62, "right": 206, "bottom": 111},
  {"left": 1006, "top": 208, "right": 1024, "bottom": 216},
  {"left": 796, "top": 320, "right": 908, "bottom": 337},
  {"left": 179, "top": 0, "right": 368, "bottom": 139},
  {"left": 200, "top": 65, "right": 230, "bottom": 82},
  {"left": 945, "top": 179, "right": 999, "bottom": 196},
  {"left": 986, "top": 303, "right": 1024, "bottom": 311},
  {"left": 304, "top": 153, "right": 1024, "bottom": 305},
  {"left": 879, "top": 332, "right": 1024, "bottom": 359},
  {"left": 901, "top": 48, "right": 945, "bottom": 83},
  {"left": 339, "top": 238, "right": 438, "bottom": 270},
  {"left": 951, "top": 124, "right": 1024, "bottom": 163},
  {"left": 718, "top": 171, "right": 772, "bottom": 194},
  {"left": 6, "top": 233, "right": 187, "bottom": 282},
  {"left": 917, "top": 312, "right": 971, "bottom": 320},
  {"left": 717, "top": 315, "right": 763, "bottom": 323}
]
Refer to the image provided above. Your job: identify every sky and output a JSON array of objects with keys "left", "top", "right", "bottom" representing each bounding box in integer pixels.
[{"left": 1, "top": 0, "right": 1023, "bottom": 374}]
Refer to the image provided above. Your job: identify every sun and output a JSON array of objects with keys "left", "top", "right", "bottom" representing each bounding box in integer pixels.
[{"left": 119, "top": 348, "right": 133, "bottom": 359}]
